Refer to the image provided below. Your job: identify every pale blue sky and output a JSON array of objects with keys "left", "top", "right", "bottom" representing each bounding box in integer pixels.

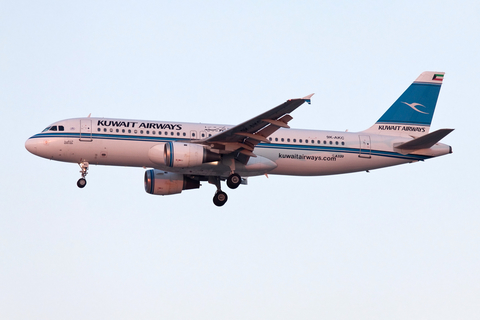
[{"left": 1, "top": 1, "right": 479, "bottom": 319}]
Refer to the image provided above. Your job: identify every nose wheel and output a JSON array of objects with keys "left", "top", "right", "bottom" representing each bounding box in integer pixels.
[
  {"left": 77, "top": 161, "right": 89, "bottom": 188},
  {"left": 77, "top": 178, "right": 87, "bottom": 188}
]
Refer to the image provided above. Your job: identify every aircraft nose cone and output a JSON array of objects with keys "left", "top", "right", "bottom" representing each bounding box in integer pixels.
[{"left": 25, "top": 138, "right": 37, "bottom": 155}]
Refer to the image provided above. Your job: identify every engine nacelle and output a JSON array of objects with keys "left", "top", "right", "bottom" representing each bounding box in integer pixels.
[
  {"left": 144, "top": 169, "right": 200, "bottom": 195},
  {"left": 163, "top": 142, "right": 220, "bottom": 167}
]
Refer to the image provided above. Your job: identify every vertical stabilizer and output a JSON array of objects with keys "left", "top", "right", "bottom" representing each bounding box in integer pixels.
[{"left": 364, "top": 71, "right": 444, "bottom": 136}]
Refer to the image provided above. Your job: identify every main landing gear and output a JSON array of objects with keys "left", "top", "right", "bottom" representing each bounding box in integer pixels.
[
  {"left": 213, "top": 190, "right": 228, "bottom": 207},
  {"left": 77, "top": 161, "right": 89, "bottom": 188},
  {"left": 226, "top": 173, "right": 241, "bottom": 189},
  {"left": 210, "top": 173, "right": 242, "bottom": 207}
]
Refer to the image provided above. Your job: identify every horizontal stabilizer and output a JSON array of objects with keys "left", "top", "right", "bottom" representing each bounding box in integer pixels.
[{"left": 395, "top": 128, "right": 454, "bottom": 150}]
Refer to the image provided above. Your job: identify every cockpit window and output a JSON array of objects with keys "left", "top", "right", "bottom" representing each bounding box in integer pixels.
[{"left": 42, "top": 125, "right": 63, "bottom": 132}]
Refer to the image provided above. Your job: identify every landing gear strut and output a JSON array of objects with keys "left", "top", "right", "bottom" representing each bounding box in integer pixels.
[{"left": 77, "top": 161, "right": 89, "bottom": 188}]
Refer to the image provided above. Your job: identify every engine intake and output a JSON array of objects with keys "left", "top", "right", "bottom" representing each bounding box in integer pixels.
[{"left": 144, "top": 169, "right": 200, "bottom": 195}]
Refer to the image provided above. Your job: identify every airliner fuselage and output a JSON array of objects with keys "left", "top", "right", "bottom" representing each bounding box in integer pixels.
[{"left": 26, "top": 117, "right": 450, "bottom": 176}]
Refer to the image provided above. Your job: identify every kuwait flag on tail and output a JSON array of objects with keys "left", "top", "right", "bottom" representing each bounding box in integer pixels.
[{"left": 432, "top": 74, "right": 444, "bottom": 82}]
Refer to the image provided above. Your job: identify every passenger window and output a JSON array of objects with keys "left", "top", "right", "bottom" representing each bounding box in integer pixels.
[
  {"left": 146, "top": 130, "right": 149, "bottom": 134},
  {"left": 324, "top": 141, "right": 327, "bottom": 144},
  {"left": 269, "top": 137, "right": 272, "bottom": 141},
  {"left": 202, "top": 133, "right": 205, "bottom": 138},
  {"left": 342, "top": 142, "right": 345, "bottom": 145},
  {"left": 177, "top": 132, "right": 180, "bottom": 136},
  {"left": 104, "top": 128, "right": 107, "bottom": 132},
  {"left": 299, "top": 139, "right": 303, "bottom": 143},
  {"left": 110, "top": 128, "right": 113, "bottom": 132},
  {"left": 97, "top": 128, "right": 101, "bottom": 132},
  {"left": 128, "top": 129, "right": 131, "bottom": 133},
  {"left": 281, "top": 138, "right": 284, "bottom": 142},
  {"left": 140, "top": 130, "right": 144, "bottom": 134},
  {"left": 171, "top": 132, "right": 174, "bottom": 136},
  {"left": 335, "top": 141, "right": 339, "bottom": 145},
  {"left": 116, "top": 129, "right": 119, "bottom": 133},
  {"left": 287, "top": 138, "right": 290, "bottom": 142},
  {"left": 192, "top": 133, "right": 195, "bottom": 137},
  {"left": 183, "top": 132, "right": 186, "bottom": 137},
  {"left": 134, "top": 130, "right": 138, "bottom": 134},
  {"left": 293, "top": 139, "right": 296, "bottom": 143},
  {"left": 305, "top": 139, "right": 308, "bottom": 143},
  {"left": 152, "top": 131, "right": 155, "bottom": 135},
  {"left": 329, "top": 141, "right": 332, "bottom": 145},
  {"left": 275, "top": 138, "right": 278, "bottom": 142},
  {"left": 122, "top": 129, "right": 125, "bottom": 133},
  {"left": 159, "top": 131, "right": 162, "bottom": 135}
]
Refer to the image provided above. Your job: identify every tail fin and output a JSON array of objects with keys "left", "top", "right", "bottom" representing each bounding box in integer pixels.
[{"left": 364, "top": 71, "right": 444, "bottom": 136}]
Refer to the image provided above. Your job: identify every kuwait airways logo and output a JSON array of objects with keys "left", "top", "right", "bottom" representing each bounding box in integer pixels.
[{"left": 401, "top": 102, "right": 429, "bottom": 114}]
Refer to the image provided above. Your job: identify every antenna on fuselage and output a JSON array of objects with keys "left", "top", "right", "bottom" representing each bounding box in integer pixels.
[{"left": 87, "top": 113, "right": 91, "bottom": 118}]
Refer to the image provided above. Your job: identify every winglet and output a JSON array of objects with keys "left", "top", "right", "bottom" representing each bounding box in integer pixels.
[{"left": 302, "top": 93, "right": 314, "bottom": 105}]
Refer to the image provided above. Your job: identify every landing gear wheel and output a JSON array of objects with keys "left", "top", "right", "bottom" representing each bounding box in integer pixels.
[
  {"left": 77, "top": 161, "right": 89, "bottom": 188},
  {"left": 227, "top": 173, "right": 241, "bottom": 189},
  {"left": 213, "top": 191, "right": 228, "bottom": 207},
  {"left": 77, "top": 178, "right": 87, "bottom": 188}
]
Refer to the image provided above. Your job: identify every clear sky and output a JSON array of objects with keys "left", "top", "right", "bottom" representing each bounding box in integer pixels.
[{"left": 1, "top": 1, "right": 479, "bottom": 319}]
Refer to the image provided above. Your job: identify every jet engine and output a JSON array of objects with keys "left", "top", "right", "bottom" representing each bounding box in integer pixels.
[
  {"left": 163, "top": 142, "right": 220, "bottom": 167},
  {"left": 144, "top": 169, "right": 200, "bottom": 195}
]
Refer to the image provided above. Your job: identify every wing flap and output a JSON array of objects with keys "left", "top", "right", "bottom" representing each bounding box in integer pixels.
[{"left": 262, "top": 118, "right": 291, "bottom": 128}]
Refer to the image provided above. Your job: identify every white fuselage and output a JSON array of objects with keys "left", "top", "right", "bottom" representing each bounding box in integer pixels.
[{"left": 25, "top": 117, "right": 451, "bottom": 178}]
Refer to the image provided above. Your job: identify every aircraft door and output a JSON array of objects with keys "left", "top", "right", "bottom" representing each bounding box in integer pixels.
[
  {"left": 80, "top": 119, "right": 93, "bottom": 142},
  {"left": 358, "top": 135, "right": 371, "bottom": 158}
]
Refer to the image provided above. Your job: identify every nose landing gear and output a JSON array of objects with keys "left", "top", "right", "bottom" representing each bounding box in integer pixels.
[
  {"left": 77, "top": 161, "right": 89, "bottom": 188},
  {"left": 77, "top": 178, "right": 87, "bottom": 188}
]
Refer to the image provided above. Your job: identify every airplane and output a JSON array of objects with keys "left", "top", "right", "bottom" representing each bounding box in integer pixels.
[{"left": 25, "top": 71, "right": 453, "bottom": 206}]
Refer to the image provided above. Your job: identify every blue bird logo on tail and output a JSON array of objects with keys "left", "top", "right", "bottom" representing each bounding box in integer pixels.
[{"left": 401, "top": 102, "right": 429, "bottom": 114}]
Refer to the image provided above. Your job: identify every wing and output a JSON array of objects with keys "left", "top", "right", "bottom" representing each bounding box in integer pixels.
[{"left": 198, "top": 94, "right": 314, "bottom": 161}]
